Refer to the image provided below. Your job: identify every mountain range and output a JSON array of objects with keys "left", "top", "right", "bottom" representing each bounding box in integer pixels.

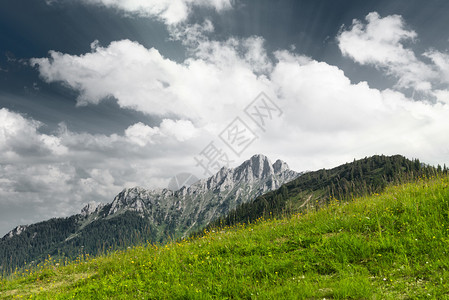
[{"left": 0, "top": 154, "right": 300, "bottom": 273}]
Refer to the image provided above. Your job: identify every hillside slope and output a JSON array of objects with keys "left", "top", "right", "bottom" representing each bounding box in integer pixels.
[
  {"left": 206, "top": 154, "right": 445, "bottom": 230},
  {"left": 0, "top": 154, "right": 299, "bottom": 275},
  {"left": 2, "top": 175, "right": 449, "bottom": 299}
]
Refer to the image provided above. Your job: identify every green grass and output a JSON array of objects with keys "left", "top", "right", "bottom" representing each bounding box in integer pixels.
[{"left": 2, "top": 175, "right": 449, "bottom": 299}]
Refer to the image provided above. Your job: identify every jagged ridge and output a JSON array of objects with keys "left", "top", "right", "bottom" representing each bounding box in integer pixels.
[
  {"left": 1, "top": 154, "right": 300, "bottom": 274},
  {"left": 88, "top": 154, "right": 300, "bottom": 239}
]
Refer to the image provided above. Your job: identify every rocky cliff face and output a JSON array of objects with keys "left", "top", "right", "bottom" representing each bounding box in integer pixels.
[
  {"left": 82, "top": 154, "right": 300, "bottom": 239},
  {"left": 6, "top": 225, "right": 28, "bottom": 238}
]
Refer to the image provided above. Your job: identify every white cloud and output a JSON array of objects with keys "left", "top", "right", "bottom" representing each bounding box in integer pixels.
[
  {"left": 31, "top": 38, "right": 271, "bottom": 127},
  {"left": 29, "top": 30, "right": 449, "bottom": 172},
  {"left": 32, "top": 40, "right": 185, "bottom": 116},
  {"left": 267, "top": 51, "right": 449, "bottom": 170},
  {"left": 124, "top": 119, "right": 197, "bottom": 146},
  {"left": 338, "top": 12, "right": 417, "bottom": 65},
  {"left": 242, "top": 36, "right": 273, "bottom": 74},
  {"left": 433, "top": 89, "right": 449, "bottom": 105},
  {"left": 160, "top": 119, "right": 197, "bottom": 142},
  {"left": 424, "top": 50, "right": 449, "bottom": 85},
  {"left": 76, "top": 0, "right": 232, "bottom": 25},
  {"left": 0, "top": 108, "right": 68, "bottom": 158},
  {"left": 337, "top": 12, "right": 437, "bottom": 92},
  {"left": 169, "top": 19, "right": 215, "bottom": 46},
  {"left": 125, "top": 122, "right": 161, "bottom": 146},
  {"left": 271, "top": 52, "right": 388, "bottom": 132}
]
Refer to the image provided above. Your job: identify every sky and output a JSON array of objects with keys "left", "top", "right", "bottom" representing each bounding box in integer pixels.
[{"left": 1, "top": 0, "right": 449, "bottom": 236}]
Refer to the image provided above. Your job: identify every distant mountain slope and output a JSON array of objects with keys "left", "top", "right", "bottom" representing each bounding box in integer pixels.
[
  {"left": 0, "top": 154, "right": 299, "bottom": 275},
  {"left": 204, "top": 155, "right": 447, "bottom": 230}
]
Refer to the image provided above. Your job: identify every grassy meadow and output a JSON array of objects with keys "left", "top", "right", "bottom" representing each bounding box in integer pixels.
[{"left": 2, "top": 175, "right": 449, "bottom": 299}]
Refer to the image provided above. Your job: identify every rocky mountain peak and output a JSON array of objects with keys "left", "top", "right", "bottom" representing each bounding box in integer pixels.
[
  {"left": 84, "top": 154, "right": 300, "bottom": 236},
  {"left": 232, "top": 154, "right": 295, "bottom": 183},
  {"left": 81, "top": 202, "right": 104, "bottom": 217},
  {"left": 234, "top": 154, "right": 270, "bottom": 180},
  {"left": 6, "top": 225, "right": 28, "bottom": 239},
  {"left": 107, "top": 187, "right": 151, "bottom": 216},
  {"left": 249, "top": 154, "right": 273, "bottom": 177},
  {"left": 273, "top": 159, "right": 290, "bottom": 174}
]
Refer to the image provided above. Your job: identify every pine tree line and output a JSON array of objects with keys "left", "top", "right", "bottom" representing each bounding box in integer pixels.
[{"left": 0, "top": 212, "right": 157, "bottom": 277}]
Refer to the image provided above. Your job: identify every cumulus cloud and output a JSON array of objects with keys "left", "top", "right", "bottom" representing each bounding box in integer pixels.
[
  {"left": 0, "top": 108, "right": 68, "bottom": 160},
  {"left": 31, "top": 38, "right": 271, "bottom": 127},
  {"left": 29, "top": 27, "right": 449, "bottom": 171},
  {"left": 269, "top": 51, "right": 449, "bottom": 167},
  {"left": 124, "top": 119, "right": 197, "bottom": 146},
  {"left": 69, "top": 0, "right": 232, "bottom": 25},
  {"left": 125, "top": 122, "right": 161, "bottom": 146},
  {"left": 424, "top": 50, "right": 449, "bottom": 85},
  {"left": 160, "top": 119, "right": 197, "bottom": 141},
  {"left": 169, "top": 19, "right": 215, "bottom": 46},
  {"left": 337, "top": 12, "right": 437, "bottom": 92},
  {"left": 31, "top": 40, "right": 185, "bottom": 116}
]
